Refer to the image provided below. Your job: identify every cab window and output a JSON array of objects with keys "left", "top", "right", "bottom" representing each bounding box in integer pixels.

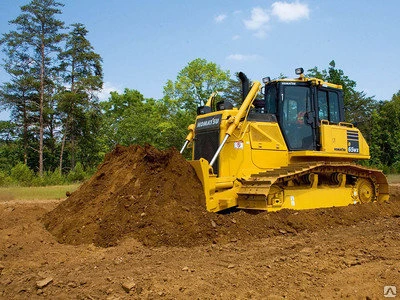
[
  {"left": 265, "top": 85, "right": 277, "bottom": 114},
  {"left": 328, "top": 92, "right": 340, "bottom": 123},
  {"left": 317, "top": 90, "right": 340, "bottom": 123}
]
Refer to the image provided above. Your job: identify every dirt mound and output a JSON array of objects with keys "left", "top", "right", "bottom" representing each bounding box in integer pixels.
[
  {"left": 43, "top": 145, "right": 215, "bottom": 247},
  {"left": 44, "top": 144, "right": 400, "bottom": 248}
]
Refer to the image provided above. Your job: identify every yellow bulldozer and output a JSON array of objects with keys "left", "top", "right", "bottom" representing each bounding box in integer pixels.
[{"left": 180, "top": 68, "right": 389, "bottom": 212}]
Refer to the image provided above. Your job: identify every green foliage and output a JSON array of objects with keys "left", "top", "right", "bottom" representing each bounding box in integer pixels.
[
  {"left": 100, "top": 59, "right": 230, "bottom": 152},
  {"left": 10, "top": 163, "right": 34, "bottom": 186},
  {"left": 3, "top": 0, "right": 66, "bottom": 176},
  {"left": 43, "top": 168, "right": 65, "bottom": 185},
  {"left": 0, "top": 162, "right": 92, "bottom": 187},
  {"left": 160, "top": 58, "right": 231, "bottom": 149},
  {"left": 101, "top": 89, "right": 170, "bottom": 149},
  {"left": 369, "top": 91, "right": 400, "bottom": 168},
  {"left": 0, "top": 1, "right": 103, "bottom": 177},
  {"left": 0, "top": 170, "right": 12, "bottom": 186},
  {"left": 392, "top": 161, "right": 400, "bottom": 174},
  {"left": 59, "top": 23, "right": 103, "bottom": 93},
  {"left": 0, "top": 122, "right": 22, "bottom": 170},
  {"left": 163, "top": 58, "right": 230, "bottom": 110},
  {"left": 67, "top": 162, "right": 86, "bottom": 182},
  {"left": 58, "top": 23, "right": 103, "bottom": 171}
]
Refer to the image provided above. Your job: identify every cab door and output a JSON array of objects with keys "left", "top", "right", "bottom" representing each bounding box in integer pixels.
[{"left": 279, "top": 83, "right": 316, "bottom": 151}]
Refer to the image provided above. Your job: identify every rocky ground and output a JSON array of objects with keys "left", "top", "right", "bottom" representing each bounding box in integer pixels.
[{"left": 0, "top": 145, "right": 399, "bottom": 299}]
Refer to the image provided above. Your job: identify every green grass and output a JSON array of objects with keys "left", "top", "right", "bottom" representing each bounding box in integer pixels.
[
  {"left": 0, "top": 184, "right": 80, "bottom": 201},
  {"left": 387, "top": 174, "right": 400, "bottom": 184}
]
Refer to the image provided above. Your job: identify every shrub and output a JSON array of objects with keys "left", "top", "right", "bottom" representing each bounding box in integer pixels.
[
  {"left": 10, "top": 163, "right": 34, "bottom": 186},
  {"left": 31, "top": 175, "right": 45, "bottom": 187},
  {"left": 381, "top": 164, "right": 391, "bottom": 174},
  {"left": 43, "top": 169, "right": 65, "bottom": 186},
  {"left": 391, "top": 161, "right": 400, "bottom": 174},
  {"left": 0, "top": 170, "right": 11, "bottom": 186},
  {"left": 67, "top": 162, "right": 86, "bottom": 183}
]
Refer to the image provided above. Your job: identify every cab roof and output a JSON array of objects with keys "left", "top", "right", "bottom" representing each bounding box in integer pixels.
[{"left": 269, "top": 74, "right": 343, "bottom": 90}]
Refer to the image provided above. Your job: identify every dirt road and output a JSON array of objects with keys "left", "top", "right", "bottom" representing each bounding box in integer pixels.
[{"left": 1, "top": 186, "right": 400, "bottom": 299}]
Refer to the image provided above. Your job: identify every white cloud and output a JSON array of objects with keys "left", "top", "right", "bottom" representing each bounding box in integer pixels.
[
  {"left": 244, "top": 7, "right": 270, "bottom": 30},
  {"left": 271, "top": 1, "right": 310, "bottom": 22},
  {"left": 226, "top": 54, "right": 260, "bottom": 61},
  {"left": 214, "top": 14, "right": 227, "bottom": 23},
  {"left": 243, "top": 7, "right": 270, "bottom": 38},
  {"left": 96, "top": 82, "right": 122, "bottom": 101}
]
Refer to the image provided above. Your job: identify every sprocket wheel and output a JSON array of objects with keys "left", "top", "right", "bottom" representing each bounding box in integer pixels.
[{"left": 355, "top": 178, "right": 376, "bottom": 203}]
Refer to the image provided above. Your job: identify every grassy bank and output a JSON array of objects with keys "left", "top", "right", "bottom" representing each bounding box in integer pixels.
[
  {"left": 0, "top": 184, "right": 80, "bottom": 201},
  {"left": 387, "top": 174, "right": 400, "bottom": 184}
]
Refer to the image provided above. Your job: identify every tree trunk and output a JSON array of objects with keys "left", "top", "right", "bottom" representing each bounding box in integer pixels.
[
  {"left": 22, "top": 92, "right": 28, "bottom": 165},
  {"left": 71, "top": 136, "right": 76, "bottom": 170},
  {"left": 59, "top": 132, "right": 66, "bottom": 175},
  {"left": 39, "top": 38, "right": 45, "bottom": 177},
  {"left": 70, "top": 60, "right": 75, "bottom": 171}
]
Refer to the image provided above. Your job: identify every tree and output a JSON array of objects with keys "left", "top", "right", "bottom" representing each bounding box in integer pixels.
[
  {"left": 101, "top": 89, "right": 170, "bottom": 149},
  {"left": 162, "top": 58, "right": 231, "bottom": 148},
  {"left": 0, "top": 121, "right": 21, "bottom": 171},
  {"left": 369, "top": 91, "right": 400, "bottom": 169},
  {"left": 0, "top": 0, "right": 65, "bottom": 176},
  {"left": 58, "top": 23, "right": 103, "bottom": 171},
  {"left": 163, "top": 58, "right": 230, "bottom": 112},
  {"left": 0, "top": 52, "right": 38, "bottom": 165}
]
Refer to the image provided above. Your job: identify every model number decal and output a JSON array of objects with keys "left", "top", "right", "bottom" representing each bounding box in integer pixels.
[{"left": 348, "top": 146, "right": 359, "bottom": 153}]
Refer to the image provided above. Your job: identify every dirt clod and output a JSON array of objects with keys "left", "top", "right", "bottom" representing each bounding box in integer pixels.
[
  {"left": 121, "top": 280, "right": 136, "bottom": 293},
  {"left": 36, "top": 277, "right": 53, "bottom": 289}
]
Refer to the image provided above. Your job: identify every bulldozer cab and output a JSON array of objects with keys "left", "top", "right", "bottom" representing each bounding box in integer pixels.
[{"left": 264, "top": 72, "right": 345, "bottom": 152}]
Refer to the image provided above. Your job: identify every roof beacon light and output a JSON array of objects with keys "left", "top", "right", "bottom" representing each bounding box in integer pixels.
[
  {"left": 295, "top": 67, "right": 304, "bottom": 75},
  {"left": 262, "top": 76, "right": 271, "bottom": 84}
]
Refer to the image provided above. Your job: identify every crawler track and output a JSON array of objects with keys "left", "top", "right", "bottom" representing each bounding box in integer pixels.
[{"left": 237, "top": 162, "right": 389, "bottom": 210}]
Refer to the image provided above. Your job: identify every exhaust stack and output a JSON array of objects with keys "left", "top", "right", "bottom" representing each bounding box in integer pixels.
[{"left": 238, "top": 72, "right": 250, "bottom": 102}]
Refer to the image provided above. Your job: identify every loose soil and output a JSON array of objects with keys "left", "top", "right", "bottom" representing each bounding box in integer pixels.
[{"left": 1, "top": 145, "right": 400, "bottom": 299}]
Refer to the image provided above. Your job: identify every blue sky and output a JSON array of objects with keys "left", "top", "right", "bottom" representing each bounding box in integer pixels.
[{"left": 0, "top": 0, "right": 399, "bottom": 120}]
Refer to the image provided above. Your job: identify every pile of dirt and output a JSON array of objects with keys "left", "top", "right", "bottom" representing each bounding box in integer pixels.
[
  {"left": 44, "top": 144, "right": 400, "bottom": 248},
  {"left": 43, "top": 144, "right": 216, "bottom": 247}
]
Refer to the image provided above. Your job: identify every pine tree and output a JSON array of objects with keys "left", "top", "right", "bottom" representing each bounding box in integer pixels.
[
  {"left": 0, "top": 0, "right": 65, "bottom": 176},
  {"left": 58, "top": 23, "right": 103, "bottom": 171},
  {"left": 0, "top": 49, "right": 38, "bottom": 165}
]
